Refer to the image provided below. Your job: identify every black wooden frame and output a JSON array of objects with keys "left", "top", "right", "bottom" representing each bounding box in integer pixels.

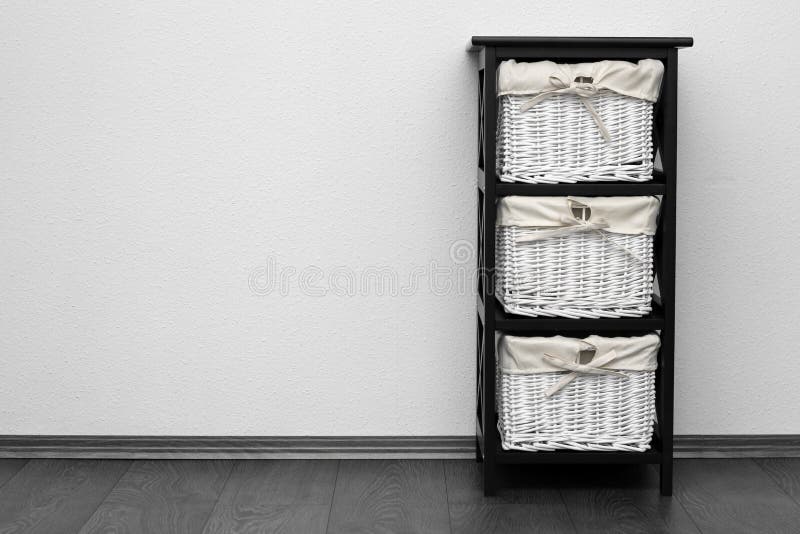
[{"left": 470, "top": 36, "right": 692, "bottom": 496}]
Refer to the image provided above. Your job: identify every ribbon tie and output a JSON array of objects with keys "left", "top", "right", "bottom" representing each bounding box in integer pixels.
[
  {"left": 517, "top": 214, "right": 611, "bottom": 241},
  {"left": 519, "top": 73, "right": 611, "bottom": 142},
  {"left": 543, "top": 349, "right": 626, "bottom": 396},
  {"left": 517, "top": 198, "right": 645, "bottom": 264}
]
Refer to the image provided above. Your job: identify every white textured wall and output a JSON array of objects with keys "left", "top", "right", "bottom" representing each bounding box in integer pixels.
[{"left": 2, "top": 1, "right": 798, "bottom": 436}]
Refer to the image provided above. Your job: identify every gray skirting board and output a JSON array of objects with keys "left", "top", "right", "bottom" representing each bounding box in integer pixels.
[{"left": 0, "top": 435, "right": 799, "bottom": 459}]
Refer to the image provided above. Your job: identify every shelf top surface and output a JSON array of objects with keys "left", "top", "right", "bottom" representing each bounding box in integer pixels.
[{"left": 468, "top": 36, "right": 693, "bottom": 50}]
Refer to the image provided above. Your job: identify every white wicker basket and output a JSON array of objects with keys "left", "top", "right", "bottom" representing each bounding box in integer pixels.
[
  {"left": 496, "top": 59, "right": 664, "bottom": 184},
  {"left": 497, "top": 334, "right": 660, "bottom": 452},
  {"left": 496, "top": 196, "right": 660, "bottom": 319}
]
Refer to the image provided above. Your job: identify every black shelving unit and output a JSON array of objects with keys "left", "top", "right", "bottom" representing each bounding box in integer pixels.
[{"left": 469, "top": 36, "right": 693, "bottom": 496}]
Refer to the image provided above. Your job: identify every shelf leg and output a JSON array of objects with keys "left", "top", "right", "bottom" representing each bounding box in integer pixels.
[
  {"left": 660, "top": 457, "right": 673, "bottom": 496},
  {"left": 482, "top": 461, "right": 496, "bottom": 496}
]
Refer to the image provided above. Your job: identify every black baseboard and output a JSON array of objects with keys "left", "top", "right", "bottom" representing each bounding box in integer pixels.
[
  {"left": 0, "top": 435, "right": 798, "bottom": 459},
  {"left": 0, "top": 436, "right": 472, "bottom": 459},
  {"left": 674, "top": 435, "right": 800, "bottom": 458}
]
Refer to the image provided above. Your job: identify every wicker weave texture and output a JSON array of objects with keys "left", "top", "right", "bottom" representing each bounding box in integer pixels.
[
  {"left": 496, "top": 227, "right": 654, "bottom": 319},
  {"left": 497, "top": 92, "right": 654, "bottom": 183},
  {"left": 498, "top": 370, "right": 656, "bottom": 452}
]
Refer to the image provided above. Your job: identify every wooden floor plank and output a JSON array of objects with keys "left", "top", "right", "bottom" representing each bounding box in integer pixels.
[
  {"left": 0, "top": 460, "right": 28, "bottom": 489},
  {"left": 1, "top": 457, "right": 797, "bottom": 534},
  {"left": 78, "top": 460, "right": 232, "bottom": 534},
  {"left": 449, "top": 503, "right": 570, "bottom": 534},
  {"left": 333, "top": 460, "right": 447, "bottom": 505},
  {"left": 444, "top": 461, "right": 575, "bottom": 532},
  {"left": 202, "top": 460, "right": 337, "bottom": 533},
  {"left": 204, "top": 504, "right": 330, "bottom": 534},
  {"left": 329, "top": 505, "right": 450, "bottom": 534},
  {"left": 444, "top": 460, "right": 565, "bottom": 504},
  {"left": 674, "top": 459, "right": 800, "bottom": 534},
  {"left": 557, "top": 464, "right": 700, "bottom": 534},
  {"left": 327, "top": 459, "right": 450, "bottom": 534},
  {"left": 756, "top": 458, "right": 800, "bottom": 506},
  {"left": 0, "top": 459, "right": 131, "bottom": 534}
]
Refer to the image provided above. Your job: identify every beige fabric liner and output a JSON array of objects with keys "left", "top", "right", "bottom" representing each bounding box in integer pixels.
[
  {"left": 499, "top": 334, "right": 660, "bottom": 374},
  {"left": 497, "top": 196, "right": 661, "bottom": 235},
  {"left": 498, "top": 59, "right": 665, "bottom": 102}
]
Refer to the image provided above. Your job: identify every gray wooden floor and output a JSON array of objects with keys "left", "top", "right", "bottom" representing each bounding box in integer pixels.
[{"left": 0, "top": 458, "right": 799, "bottom": 533}]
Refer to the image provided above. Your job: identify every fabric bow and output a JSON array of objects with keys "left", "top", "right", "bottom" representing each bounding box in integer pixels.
[
  {"left": 516, "top": 199, "right": 646, "bottom": 264},
  {"left": 516, "top": 214, "right": 611, "bottom": 241},
  {"left": 519, "top": 73, "right": 611, "bottom": 142},
  {"left": 542, "top": 349, "right": 626, "bottom": 396}
]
